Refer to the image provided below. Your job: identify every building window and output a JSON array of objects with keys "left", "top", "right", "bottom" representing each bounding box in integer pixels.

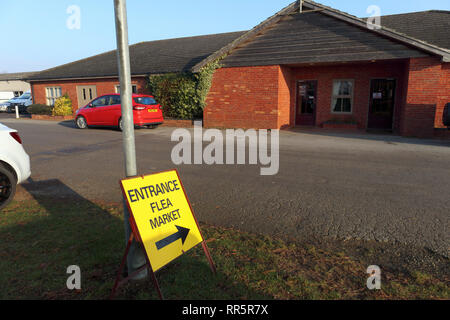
[
  {"left": 82, "top": 88, "right": 94, "bottom": 101},
  {"left": 46, "top": 87, "right": 62, "bottom": 106},
  {"left": 115, "top": 84, "right": 138, "bottom": 94},
  {"left": 331, "top": 80, "right": 354, "bottom": 113}
]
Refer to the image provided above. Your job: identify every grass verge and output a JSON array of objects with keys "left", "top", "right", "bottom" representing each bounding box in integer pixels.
[{"left": 0, "top": 191, "right": 448, "bottom": 300}]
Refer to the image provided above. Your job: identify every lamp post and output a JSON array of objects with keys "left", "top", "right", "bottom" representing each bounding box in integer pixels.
[{"left": 114, "top": 0, "right": 147, "bottom": 279}]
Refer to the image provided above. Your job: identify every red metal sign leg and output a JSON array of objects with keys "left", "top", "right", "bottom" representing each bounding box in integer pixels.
[
  {"left": 109, "top": 233, "right": 134, "bottom": 299},
  {"left": 202, "top": 241, "right": 217, "bottom": 274}
]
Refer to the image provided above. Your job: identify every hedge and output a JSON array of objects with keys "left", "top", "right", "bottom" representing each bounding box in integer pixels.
[
  {"left": 27, "top": 104, "right": 53, "bottom": 115},
  {"left": 147, "top": 61, "right": 220, "bottom": 120}
]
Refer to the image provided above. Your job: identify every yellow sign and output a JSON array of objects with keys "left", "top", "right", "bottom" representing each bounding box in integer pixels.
[{"left": 120, "top": 170, "right": 204, "bottom": 272}]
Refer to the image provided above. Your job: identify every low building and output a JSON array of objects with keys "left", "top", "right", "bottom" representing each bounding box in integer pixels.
[
  {"left": 0, "top": 72, "right": 35, "bottom": 103},
  {"left": 199, "top": 1, "right": 450, "bottom": 138},
  {"left": 27, "top": 1, "right": 449, "bottom": 138},
  {"left": 26, "top": 32, "right": 246, "bottom": 110}
]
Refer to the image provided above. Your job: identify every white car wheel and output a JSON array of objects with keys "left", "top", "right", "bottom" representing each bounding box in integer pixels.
[{"left": 76, "top": 116, "right": 88, "bottom": 129}]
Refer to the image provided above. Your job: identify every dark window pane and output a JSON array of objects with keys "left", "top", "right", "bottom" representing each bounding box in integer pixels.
[
  {"left": 117, "top": 85, "right": 137, "bottom": 94},
  {"left": 92, "top": 96, "right": 108, "bottom": 107},
  {"left": 134, "top": 97, "right": 157, "bottom": 105},
  {"left": 339, "top": 81, "right": 352, "bottom": 95},
  {"left": 342, "top": 98, "right": 352, "bottom": 112},
  {"left": 304, "top": 99, "right": 314, "bottom": 114},
  {"left": 106, "top": 96, "right": 114, "bottom": 105},
  {"left": 333, "top": 98, "right": 342, "bottom": 112},
  {"left": 111, "top": 95, "right": 121, "bottom": 105}
]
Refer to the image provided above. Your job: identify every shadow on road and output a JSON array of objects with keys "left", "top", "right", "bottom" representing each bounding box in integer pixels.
[
  {"left": 57, "top": 120, "right": 139, "bottom": 132},
  {"left": 56, "top": 120, "right": 77, "bottom": 129}
]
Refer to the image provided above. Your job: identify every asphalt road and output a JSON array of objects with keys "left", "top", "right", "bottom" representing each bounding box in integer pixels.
[{"left": 2, "top": 115, "right": 450, "bottom": 257}]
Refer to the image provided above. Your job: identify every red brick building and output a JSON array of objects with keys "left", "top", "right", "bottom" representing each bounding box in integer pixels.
[
  {"left": 197, "top": 2, "right": 450, "bottom": 138},
  {"left": 30, "top": 77, "right": 149, "bottom": 111},
  {"left": 27, "top": 1, "right": 449, "bottom": 138},
  {"left": 26, "top": 31, "right": 246, "bottom": 111}
]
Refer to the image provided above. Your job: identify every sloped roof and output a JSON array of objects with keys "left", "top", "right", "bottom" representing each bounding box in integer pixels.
[
  {"left": 28, "top": 1, "right": 450, "bottom": 82},
  {"left": 193, "top": 1, "right": 450, "bottom": 71},
  {"left": 377, "top": 10, "right": 450, "bottom": 50},
  {"left": 27, "top": 31, "right": 247, "bottom": 81},
  {"left": 221, "top": 11, "right": 428, "bottom": 68},
  {"left": 0, "top": 72, "right": 36, "bottom": 81}
]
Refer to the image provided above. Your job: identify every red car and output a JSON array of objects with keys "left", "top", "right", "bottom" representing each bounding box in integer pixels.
[{"left": 75, "top": 93, "right": 164, "bottom": 130}]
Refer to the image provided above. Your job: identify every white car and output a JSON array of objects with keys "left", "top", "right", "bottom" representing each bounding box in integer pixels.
[
  {"left": 0, "top": 103, "right": 9, "bottom": 112},
  {"left": 1, "top": 97, "right": 18, "bottom": 113},
  {"left": 0, "top": 123, "right": 31, "bottom": 210},
  {"left": 7, "top": 92, "right": 33, "bottom": 113}
]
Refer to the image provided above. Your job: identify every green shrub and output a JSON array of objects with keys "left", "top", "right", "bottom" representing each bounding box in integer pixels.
[
  {"left": 27, "top": 104, "right": 53, "bottom": 115},
  {"left": 52, "top": 94, "right": 73, "bottom": 116},
  {"left": 147, "top": 60, "right": 221, "bottom": 120},
  {"left": 148, "top": 73, "right": 200, "bottom": 119}
]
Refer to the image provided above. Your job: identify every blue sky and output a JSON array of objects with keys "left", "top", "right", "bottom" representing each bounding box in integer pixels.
[{"left": 0, "top": 0, "right": 448, "bottom": 73}]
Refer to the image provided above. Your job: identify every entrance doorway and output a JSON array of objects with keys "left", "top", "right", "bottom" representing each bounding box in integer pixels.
[
  {"left": 76, "top": 85, "right": 97, "bottom": 109},
  {"left": 296, "top": 80, "right": 317, "bottom": 126},
  {"left": 368, "top": 79, "right": 396, "bottom": 130}
]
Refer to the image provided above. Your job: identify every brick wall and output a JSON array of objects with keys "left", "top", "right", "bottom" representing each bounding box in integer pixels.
[
  {"left": 160, "top": 119, "right": 196, "bottom": 128},
  {"left": 204, "top": 65, "right": 282, "bottom": 129},
  {"left": 289, "top": 60, "right": 408, "bottom": 131},
  {"left": 437, "top": 62, "right": 450, "bottom": 129},
  {"left": 205, "top": 60, "right": 408, "bottom": 131},
  {"left": 278, "top": 66, "right": 293, "bottom": 129},
  {"left": 30, "top": 76, "right": 149, "bottom": 113},
  {"left": 401, "top": 57, "right": 446, "bottom": 137}
]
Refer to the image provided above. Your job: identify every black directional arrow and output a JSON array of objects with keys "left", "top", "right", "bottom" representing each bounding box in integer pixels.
[{"left": 155, "top": 226, "right": 190, "bottom": 250}]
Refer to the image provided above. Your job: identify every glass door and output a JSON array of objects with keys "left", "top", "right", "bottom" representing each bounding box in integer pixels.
[
  {"left": 368, "top": 79, "right": 396, "bottom": 130},
  {"left": 296, "top": 80, "right": 317, "bottom": 126}
]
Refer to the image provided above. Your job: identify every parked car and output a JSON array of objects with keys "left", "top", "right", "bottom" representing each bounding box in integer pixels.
[
  {"left": 0, "top": 123, "right": 31, "bottom": 210},
  {"left": 0, "top": 102, "right": 10, "bottom": 112},
  {"left": 0, "top": 96, "right": 19, "bottom": 112},
  {"left": 7, "top": 91, "right": 33, "bottom": 114},
  {"left": 75, "top": 93, "right": 164, "bottom": 130}
]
